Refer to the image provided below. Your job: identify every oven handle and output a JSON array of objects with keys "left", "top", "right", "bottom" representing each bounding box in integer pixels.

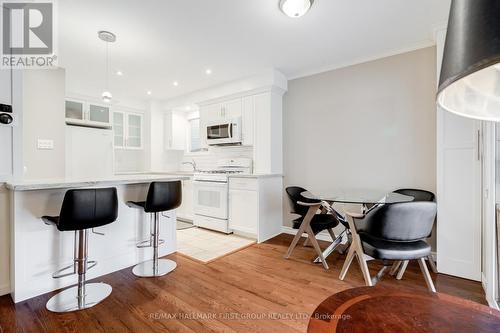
[{"left": 194, "top": 180, "right": 228, "bottom": 184}]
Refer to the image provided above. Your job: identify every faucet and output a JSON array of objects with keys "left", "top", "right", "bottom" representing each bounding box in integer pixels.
[{"left": 182, "top": 159, "right": 198, "bottom": 172}]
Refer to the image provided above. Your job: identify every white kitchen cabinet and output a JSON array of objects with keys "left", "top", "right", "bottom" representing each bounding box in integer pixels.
[
  {"left": 164, "top": 110, "right": 188, "bottom": 151},
  {"left": 224, "top": 98, "right": 242, "bottom": 119},
  {"left": 177, "top": 178, "right": 194, "bottom": 221},
  {"left": 242, "top": 95, "right": 254, "bottom": 146},
  {"left": 113, "top": 111, "right": 143, "bottom": 149},
  {"left": 0, "top": 186, "right": 10, "bottom": 296},
  {"left": 228, "top": 176, "right": 283, "bottom": 243},
  {"left": 229, "top": 188, "right": 258, "bottom": 235},
  {"left": 201, "top": 98, "right": 242, "bottom": 125},
  {"left": 65, "top": 99, "right": 112, "bottom": 129}
]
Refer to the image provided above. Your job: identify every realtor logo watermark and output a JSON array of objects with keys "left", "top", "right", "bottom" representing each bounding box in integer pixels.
[{"left": 1, "top": 1, "right": 57, "bottom": 68}]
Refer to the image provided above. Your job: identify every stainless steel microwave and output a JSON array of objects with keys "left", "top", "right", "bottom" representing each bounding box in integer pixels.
[{"left": 206, "top": 117, "right": 242, "bottom": 146}]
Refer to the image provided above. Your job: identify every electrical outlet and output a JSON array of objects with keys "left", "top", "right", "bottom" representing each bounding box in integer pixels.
[{"left": 37, "top": 139, "right": 54, "bottom": 150}]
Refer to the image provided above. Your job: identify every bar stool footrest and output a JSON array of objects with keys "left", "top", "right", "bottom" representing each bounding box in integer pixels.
[
  {"left": 52, "top": 260, "right": 97, "bottom": 279},
  {"left": 136, "top": 239, "right": 164, "bottom": 248}
]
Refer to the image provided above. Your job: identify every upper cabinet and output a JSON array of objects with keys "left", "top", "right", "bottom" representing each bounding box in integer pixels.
[
  {"left": 201, "top": 98, "right": 242, "bottom": 125},
  {"left": 242, "top": 96, "right": 255, "bottom": 146},
  {"left": 113, "top": 111, "right": 143, "bottom": 149},
  {"left": 164, "top": 110, "right": 188, "bottom": 151},
  {"left": 65, "top": 99, "right": 112, "bottom": 129}
]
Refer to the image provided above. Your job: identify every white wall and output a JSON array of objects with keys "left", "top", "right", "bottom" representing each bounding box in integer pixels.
[
  {"left": 22, "top": 69, "right": 66, "bottom": 180},
  {"left": 0, "top": 69, "right": 13, "bottom": 180},
  {"left": 283, "top": 47, "right": 437, "bottom": 226}
]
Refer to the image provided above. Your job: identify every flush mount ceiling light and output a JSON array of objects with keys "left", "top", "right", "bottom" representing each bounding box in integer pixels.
[
  {"left": 437, "top": 0, "right": 500, "bottom": 121},
  {"left": 98, "top": 30, "right": 116, "bottom": 103},
  {"left": 279, "top": 0, "right": 313, "bottom": 18}
]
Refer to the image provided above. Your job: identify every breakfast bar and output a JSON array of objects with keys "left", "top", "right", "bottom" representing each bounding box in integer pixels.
[{"left": 6, "top": 175, "right": 189, "bottom": 303}]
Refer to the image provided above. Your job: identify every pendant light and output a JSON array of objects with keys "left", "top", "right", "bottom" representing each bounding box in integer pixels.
[
  {"left": 98, "top": 31, "right": 116, "bottom": 103},
  {"left": 279, "top": 0, "right": 313, "bottom": 18},
  {"left": 437, "top": 0, "right": 500, "bottom": 121}
]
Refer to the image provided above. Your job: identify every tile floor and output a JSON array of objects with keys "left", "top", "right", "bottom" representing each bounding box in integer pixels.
[{"left": 177, "top": 226, "right": 256, "bottom": 263}]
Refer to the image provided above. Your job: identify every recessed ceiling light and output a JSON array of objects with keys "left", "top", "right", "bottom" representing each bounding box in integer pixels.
[
  {"left": 147, "top": 91, "right": 152, "bottom": 95},
  {"left": 279, "top": 0, "right": 313, "bottom": 18},
  {"left": 205, "top": 69, "right": 212, "bottom": 75},
  {"left": 116, "top": 71, "right": 123, "bottom": 76},
  {"left": 173, "top": 81, "right": 179, "bottom": 86}
]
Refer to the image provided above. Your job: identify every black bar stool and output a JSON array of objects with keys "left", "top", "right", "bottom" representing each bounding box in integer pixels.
[
  {"left": 42, "top": 187, "right": 118, "bottom": 312},
  {"left": 127, "top": 181, "right": 182, "bottom": 277}
]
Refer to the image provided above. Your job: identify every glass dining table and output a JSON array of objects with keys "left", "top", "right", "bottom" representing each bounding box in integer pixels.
[{"left": 298, "top": 190, "right": 414, "bottom": 264}]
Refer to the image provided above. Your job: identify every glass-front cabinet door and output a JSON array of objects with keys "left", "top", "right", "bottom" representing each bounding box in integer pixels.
[
  {"left": 113, "top": 112, "right": 124, "bottom": 148},
  {"left": 65, "top": 100, "right": 84, "bottom": 121},
  {"left": 89, "top": 104, "right": 110, "bottom": 125},
  {"left": 112, "top": 111, "right": 143, "bottom": 149}
]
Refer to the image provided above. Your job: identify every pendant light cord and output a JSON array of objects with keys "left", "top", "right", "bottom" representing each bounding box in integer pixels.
[{"left": 105, "top": 41, "right": 109, "bottom": 90}]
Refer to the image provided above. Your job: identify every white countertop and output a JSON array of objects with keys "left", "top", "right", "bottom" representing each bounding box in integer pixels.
[
  {"left": 6, "top": 174, "right": 190, "bottom": 191},
  {"left": 228, "top": 173, "right": 283, "bottom": 179}
]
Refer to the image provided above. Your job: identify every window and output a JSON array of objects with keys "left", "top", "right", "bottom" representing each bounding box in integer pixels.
[{"left": 189, "top": 118, "right": 202, "bottom": 153}]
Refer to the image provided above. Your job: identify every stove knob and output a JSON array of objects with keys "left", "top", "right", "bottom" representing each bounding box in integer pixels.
[{"left": 0, "top": 113, "right": 13, "bottom": 125}]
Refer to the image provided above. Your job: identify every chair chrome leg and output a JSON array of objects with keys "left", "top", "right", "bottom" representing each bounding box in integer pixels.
[
  {"left": 133, "top": 212, "right": 176, "bottom": 277},
  {"left": 418, "top": 258, "right": 436, "bottom": 292},
  {"left": 46, "top": 230, "right": 112, "bottom": 312},
  {"left": 396, "top": 260, "right": 409, "bottom": 280}
]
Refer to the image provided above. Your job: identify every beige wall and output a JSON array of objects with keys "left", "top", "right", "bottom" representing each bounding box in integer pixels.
[{"left": 283, "top": 47, "right": 437, "bottom": 228}]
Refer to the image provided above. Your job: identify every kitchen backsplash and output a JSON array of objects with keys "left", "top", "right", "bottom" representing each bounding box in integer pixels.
[{"left": 179, "top": 146, "right": 254, "bottom": 172}]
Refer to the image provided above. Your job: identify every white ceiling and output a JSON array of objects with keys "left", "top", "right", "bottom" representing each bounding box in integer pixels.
[{"left": 58, "top": 0, "right": 451, "bottom": 104}]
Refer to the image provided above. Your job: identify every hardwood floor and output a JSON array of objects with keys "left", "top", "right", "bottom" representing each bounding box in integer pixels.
[{"left": 0, "top": 234, "right": 487, "bottom": 333}]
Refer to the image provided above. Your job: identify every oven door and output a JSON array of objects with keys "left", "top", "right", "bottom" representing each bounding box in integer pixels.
[{"left": 193, "top": 180, "right": 228, "bottom": 220}]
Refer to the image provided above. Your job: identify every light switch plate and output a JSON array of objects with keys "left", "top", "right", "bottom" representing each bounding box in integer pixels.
[{"left": 37, "top": 139, "right": 54, "bottom": 150}]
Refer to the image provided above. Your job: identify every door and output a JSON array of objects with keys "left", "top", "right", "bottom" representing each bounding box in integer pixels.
[
  {"left": 203, "top": 103, "right": 224, "bottom": 123},
  {"left": 113, "top": 112, "right": 125, "bottom": 148},
  {"left": 88, "top": 103, "right": 111, "bottom": 126},
  {"left": 126, "top": 113, "right": 143, "bottom": 149},
  {"left": 436, "top": 28, "right": 482, "bottom": 281},
  {"left": 65, "top": 100, "right": 85, "bottom": 121},
  {"left": 224, "top": 98, "right": 242, "bottom": 119},
  {"left": 242, "top": 96, "right": 254, "bottom": 146},
  {"left": 229, "top": 189, "right": 258, "bottom": 234},
  {"left": 193, "top": 180, "right": 228, "bottom": 219},
  {"left": 437, "top": 111, "right": 482, "bottom": 281},
  {"left": 178, "top": 179, "right": 194, "bottom": 221}
]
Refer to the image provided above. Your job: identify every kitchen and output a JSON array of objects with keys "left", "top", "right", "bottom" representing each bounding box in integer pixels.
[{"left": 1, "top": 0, "right": 500, "bottom": 331}]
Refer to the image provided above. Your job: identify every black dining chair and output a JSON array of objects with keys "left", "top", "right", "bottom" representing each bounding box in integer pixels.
[
  {"left": 284, "top": 186, "right": 342, "bottom": 270},
  {"left": 389, "top": 189, "right": 437, "bottom": 279},
  {"left": 339, "top": 201, "right": 437, "bottom": 292}
]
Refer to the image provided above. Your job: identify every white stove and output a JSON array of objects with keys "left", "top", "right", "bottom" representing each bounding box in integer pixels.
[{"left": 193, "top": 158, "right": 252, "bottom": 233}]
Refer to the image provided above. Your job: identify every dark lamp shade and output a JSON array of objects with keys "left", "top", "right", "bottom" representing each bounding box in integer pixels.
[{"left": 437, "top": 0, "right": 500, "bottom": 121}]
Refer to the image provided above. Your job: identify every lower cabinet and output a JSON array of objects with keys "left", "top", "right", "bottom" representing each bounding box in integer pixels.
[
  {"left": 228, "top": 176, "right": 283, "bottom": 243},
  {"left": 177, "top": 178, "right": 194, "bottom": 221},
  {"left": 229, "top": 188, "right": 258, "bottom": 235}
]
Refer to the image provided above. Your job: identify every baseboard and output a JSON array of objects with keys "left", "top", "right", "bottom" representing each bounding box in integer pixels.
[{"left": 0, "top": 283, "right": 11, "bottom": 296}]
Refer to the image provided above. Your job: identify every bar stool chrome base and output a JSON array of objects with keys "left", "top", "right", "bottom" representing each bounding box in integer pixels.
[
  {"left": 132, "top": 259, "right": 177, "bottom": 277},
  {"left": 46, "top": 282, "right": 112, "bottom": 313}
]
